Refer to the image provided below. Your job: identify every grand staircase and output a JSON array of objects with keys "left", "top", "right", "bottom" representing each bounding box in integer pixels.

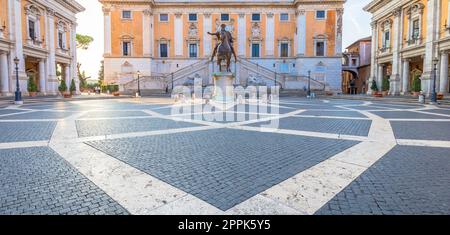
[{"left": 121, "top": 57, "right": 329, "bottom": 96}]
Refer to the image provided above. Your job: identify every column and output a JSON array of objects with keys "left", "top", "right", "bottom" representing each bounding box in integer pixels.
[
  {"left": 265, "top": 12, "right": 274, "bottom": 56},
  {"left": 38, "top": 59, "right": 46, "bottom": 94},
  {"left": 149, "top": 11, "right": 154, "bottom": 57},
  {"left": 368, "top": 21, "right": 378, "bottom": 95},
  {"left": 143, "top": 10, "right": 151, "bottom": 56},
  {"left": 174, "top": 13, "right": 183, "bottom": 56},
  {"left": 103, "top": 7, "right": 112, "bottom": 55},
  {"left": 203, "top": 13, "right": 212, "bottom": 57},
  {"left": 335, "top": 8, "right": 343, "bottom": 56},
  {"left": 237, "top": 13, "right": 246, "bottom": 56},
  {"left": 0, "top": 52, "right": 9, "bottom": 94},
  {"left": 71, "top": 23, "right": 79, "bottom": 94},
  {"left": 13, "top": 0, "right": 25, "bottom": 74},
  {"left": 439, "top": 51, "right": 449, "bottom": 93},
  {"left": 422, "top": 0, "right": 439, "bottom": 96},
  {"left": 296, "top": 9, "right": 306, "bottom": 56},
  {"left": 401, "top": 59, "right": 410, "bottom": 95},
  {"left": 378, "top": 64, "right": 384, "bottom": 89},
  {"left": 65, "top": 65, "right": 70, "bottom": 92},
  {"left": 46, "top": 8, "right": 57, "bottom": 94},
  {"left": 390, "top": 7, "right": 402, "bottom": 96}
]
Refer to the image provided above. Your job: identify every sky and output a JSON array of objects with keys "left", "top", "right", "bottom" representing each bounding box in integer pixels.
[{"left": 76, "top": 0, "right": 373, "bottom": 81}]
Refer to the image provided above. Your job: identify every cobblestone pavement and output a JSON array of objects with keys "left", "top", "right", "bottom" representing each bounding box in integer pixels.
[
  {"left": 86, "top": 129, "right": 358, "bottom": 210},
  {"left": 0, "top": 147, "right": 129, "bottom": 215},
  {"left": 315, "top": 146, "right": 450, "bottom": 215},
  {"left": 0, "top": 97, "right": 449, "bottom": 214}
]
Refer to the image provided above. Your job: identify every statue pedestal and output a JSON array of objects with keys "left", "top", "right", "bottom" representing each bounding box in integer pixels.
[{"left": 213, "top": 72, "right": 234, "bottom": 102}]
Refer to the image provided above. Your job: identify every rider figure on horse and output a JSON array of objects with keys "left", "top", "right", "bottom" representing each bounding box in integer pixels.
[{"left": 208, "top": 24, "right": 237, "bottom": 62}]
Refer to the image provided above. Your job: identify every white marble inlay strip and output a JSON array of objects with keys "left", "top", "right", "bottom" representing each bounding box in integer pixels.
[
  {"left": 257, "top": 108, "right": 397, "bottom": 214},
  {"left": 293, "top": 115, "right": 370, "bottom": 120},
  {"left": 411, "top": 110, "right": 450, "bottom": 118},
  {"left": 396, "top": 139, "right": 450, "bottom": 148},
  {"left": 49, "top": 116, "right": 189, "bottom": 215},
  {"left": 230, "top": 125, "right": 369, "bottom": 142},
  {"left": 0, "top": 110, "right": 37, "bottom": 117},
  {"left": 386, "top": 118, "right": 450, "bottom": 122},
  {"left": 0, "top": 119, "right": 63, "bottom": 122},
  {"left": 76, "top": 125, "right": 221, "bottom": 143},
  {"left": 0, "top": 140, "right": 49, "bottom": 150}
]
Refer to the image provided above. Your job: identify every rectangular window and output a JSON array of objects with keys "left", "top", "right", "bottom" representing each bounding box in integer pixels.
[
  {"left": 251, "top": 43, "right": 260, "bottom": 58},
  {"left": 58, "top": 31, "right": 64, "bottom": 48},
  {"left": 221, "top": 14, "right": 230, "bottom": 21},
  {"left": 122, "top": 10, "right": 132, "bottom": 19},
  {"left": 412, "top": 19, "right": 420, "bottom": 40},
  {"left": 160, "top": 13, "right": 169, "bottom": 22},
  {"left": 28, "top": 19, "right": 35, "bottom": 40},
  {"left": 316, "top": 41, "right": 325, "bottom": 56},
  {"left": 252, "top": 13, "right": 260, "bottom": 22},
  {"left": 384, "top": 31, "right": 390, "bottom": 47},
  {"left": 189, "top": 13, "right": 197, "bottom": 22},
  {"left": 123, "top": 42, "right": 130, "bottom": 56},
  {"left": 280, "top": 43, "right": 289, "bottom": 57},
  {"left": 189, "top": 44, "right": 197, "bottom": 58},
  {"left": 160, "top": 43, "right": 168, "bottom": 58},
  {"left": 316, "top": 10, "right": 326, "bottom": 19},
  {"left": 280, "top": 13, "right": 289, "bottom": 21}
]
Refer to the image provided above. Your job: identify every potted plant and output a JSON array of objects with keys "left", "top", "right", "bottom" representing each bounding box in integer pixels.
[
  {"left": 371, "top": 80, "right": 382, "bottom": 97},
  {"left": 70, "top": 79, "right": 76, "bottom": 96},
  {"left": 381, "top": 76, "right": 390, "bottom": 96},
  {"left": 58, "top": 79, "right": 70, "bottom": 98},
  {"left": 411, "top": 75, "right": 421, "bottom": 97},
  {"left": 27, "top": 75, "right": 38, "bottom": 97}
]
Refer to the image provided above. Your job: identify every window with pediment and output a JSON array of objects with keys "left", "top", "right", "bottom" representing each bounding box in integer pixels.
[
  {"left": 25, "top": 4, "right": 42, "bottom": 46},
  {"left": 406, "top": 3, "right": 424, "bottom": 45},
  {"left": 57, "top": 21, "right": 68, "bottom": 50},
  {"left": 380, "top": 19, "right": 392, "bottom": 52},
  {"left": 120, "top": 35, "right": 134, "bottom": 56},
  {"left": 314, "top": 35, "right": 327, "bottom": 57}
]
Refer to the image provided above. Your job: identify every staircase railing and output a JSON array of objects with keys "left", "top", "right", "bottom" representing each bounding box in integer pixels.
[
  {"left": 121, "top": 59, "right": 210, "bottom": 90},
  {"left": 284, "top": 75, "right": 327, "bottom": 91},
  {"left": 237, "top": 56, "right": 284, "bottom": 87}
]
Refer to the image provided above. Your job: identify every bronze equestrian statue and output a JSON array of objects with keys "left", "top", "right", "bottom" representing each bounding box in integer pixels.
[{"left": 208, "top": 24, "right": 237, "bottom": 72}]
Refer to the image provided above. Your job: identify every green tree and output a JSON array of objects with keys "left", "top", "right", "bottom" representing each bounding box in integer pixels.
[
  {"left": 98, "top": 60, "right": 104, "bottom": 86},
  {"left": 76, "top": 34, "right": 94, "bottom": 90},
  {"left": 412, "top": 75, "right": 421, "bottom": 92},
  {"left": 382, "top": 75, "right": 390, "bottom": 91},
  {"left": 59, "top": 79, "right": 67, "bottom": 93},
  {"left": 370, "top": 80, "right": 378, "bottom": 92},
  {"left": 70, "top": 79, "right": 76, "bottom": 94},
  {"left": 27, "top": 75, "right": 37, "bottom": 92},
  {"left": 76, "top": 34, "right": 94, "bottom": 50}
]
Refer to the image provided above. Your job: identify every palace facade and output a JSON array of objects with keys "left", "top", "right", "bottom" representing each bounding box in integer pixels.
[
  {"left": 99, "top": 0, "right": 345, "bottom": 93},
  {"left": 0, "top": 0, "right": 84, "bottom": 96},
  {"left": 365, "top": 0, "right": 450, "bottom": 96}
]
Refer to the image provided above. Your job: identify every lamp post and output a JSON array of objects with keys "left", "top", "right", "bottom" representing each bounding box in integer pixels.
[
  {"left": 136, "top": 70, "right": 141, "bottom": 97},
  {"left": 431, "top": 57, "right": 439, "bottom": 104},
  {"left": 13, "top": 57, "right": 23, "bottom": 105},
  {"left": 307, "top": 70, "right": 311, "bottom": 98}
]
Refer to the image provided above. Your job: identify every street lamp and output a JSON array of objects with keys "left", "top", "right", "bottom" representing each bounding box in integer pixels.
[
  {"left": 307, "top": 70, "right": 311, "bottom": 98},
  {"left": 136, "top": 70, "right": 141, "bottom": 97},
  {"left": 431, "top": 57, "right": 439, "bottom": 104},
  {"left": 13, "top": 57, "right": 23, "bottom": 105}
]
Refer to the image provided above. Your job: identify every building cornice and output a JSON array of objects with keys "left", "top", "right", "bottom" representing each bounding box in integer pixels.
[
  {"left": 54, "top": 0, "right": 86, "bottom": 13},
  {"left": 364, "top": 0, "right": 391, "bottom": 13}
]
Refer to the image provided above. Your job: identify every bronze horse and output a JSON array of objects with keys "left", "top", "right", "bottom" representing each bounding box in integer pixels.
[{"left": 208, "top": 24, "right": 237, "bottom": 72}]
